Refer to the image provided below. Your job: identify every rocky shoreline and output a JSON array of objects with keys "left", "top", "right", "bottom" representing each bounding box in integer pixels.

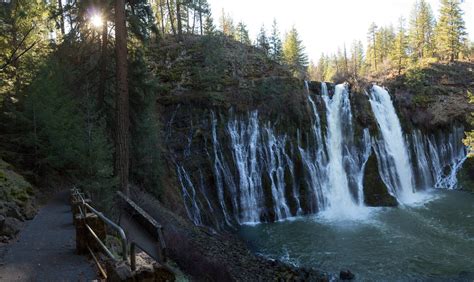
[{"left": 132, "top": 189, "right": 338, "bottom": 281}]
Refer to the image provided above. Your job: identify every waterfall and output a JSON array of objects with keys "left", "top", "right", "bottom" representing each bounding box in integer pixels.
[
  {"left": 211, "top": 112, "right": 239, "bottom": 225},
  {"left": 370, "top": 85, "right": 416, "bottom": 203},
  {"left": 227, "top": 111, "right": 263, "bottom": 224},
  {"left": 174, "top": 82, "right": 467, "bottom": 227},
  {"left": 176, "top": 165, "right": 203, "bottom": 226},
  {"left": 320, "top": 83, "right": 373, "bottom": 217},
  {"left": 410, "top": 126, "right": 467, "bottom": 189},
  {"left": 261, "top": 126, "right": 292, "bottom": 220}
]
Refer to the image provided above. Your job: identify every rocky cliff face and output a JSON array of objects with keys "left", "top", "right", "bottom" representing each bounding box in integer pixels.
[
  {"left": 150, "top": 36, "right": 472, "bottom": 229},
  {"left": 0, "top": 159, "right": 36, "bottom": 241}
]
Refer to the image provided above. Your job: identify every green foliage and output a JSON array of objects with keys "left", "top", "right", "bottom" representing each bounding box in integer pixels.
[
  {"left": 203, "top": 12, "right": 216, "bottom": 35},
  {"left": 0, "top": 0, "right": 52, "bottom": 96},
  {"left": 283, "top": 26, "right": 308, "bottom": 79},
  {"left": 390, "top": 17, "right": 409, "bottom": 74},
  {"left": 190, "top": 36, "right": 227, "bottom": 90},
  {"left": 256, "top": 25, "right": 270, "bottom": 55},
  {"left": 129, "top": 48, "right": 163, "bottom": 198},
  {"left": 366, "top": 22, "right": 379, "bottom": 72},
  {"left": 464, "top": 90, "right": 474, "bottom": 157},
  {"left": 24, "top": 58, "right": 114, "bottom": 187},
  {"left": 404, "top": 67, "right": 429, "bottom": 92},
  {"left": 269, "top": 19, "right": 283, "bottom": 63},
  {"left": 435, "top": 0, "right": 467, "bottom": 62},
  {"left": 408, "top": 0, "right": 436, "bottom": 60},
  {"left": 235, "top": 21, "right": 251, "bottom": 45}
]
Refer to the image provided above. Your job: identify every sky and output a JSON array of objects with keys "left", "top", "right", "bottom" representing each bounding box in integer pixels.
[{"left": 207, "top": 0, "right": 474, "bottom": 62}]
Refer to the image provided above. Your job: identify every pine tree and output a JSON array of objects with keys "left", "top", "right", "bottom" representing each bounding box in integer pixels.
[
  {"left": 367, "top": 22, "right": 378, "bottom": 71},
  {"left": 316, "top": 54, "right": 329, "bottom": 81},
  {"left": 350, "top": 40, "right": 364, "bottom": 78},
  {"left": 282, "top": 26, "right": 308, "bottom": 79},
  {"left": 256, "top": 25, "right": 270, "bottom": 55},
  {"left": 236, "top": 21, "right": 251, "bottom": 45},
  {"left": 203, "top": 12, "right": 215, "bottom": 35},
  {"left": 307, "top": 60, "right": 318, "bottom": 81},
  {"left": 377, "top": 25, "right": 396, "bottom": 64},
  {"left": 269, "top": 19, "right": 283, "bottom": 63},
  {"left": 390, "top": 17, "right": 409, "bottom": 75},
  {"left": 408, "top": 0, "right": 436, "bottom": 60},
  {"left": 435, "top": 0, "right": 467, "bottom": 62},
  {"left": 0, "top": 0, "right": 51, "bottom": 96}
]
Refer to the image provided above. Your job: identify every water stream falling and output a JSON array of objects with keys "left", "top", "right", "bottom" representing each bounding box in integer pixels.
[
  {"left": 175, "top": 83, "right": 468, "bottom": 227},
  {"left": 369, "top": 85, "right": 416, "bottom": 203}
]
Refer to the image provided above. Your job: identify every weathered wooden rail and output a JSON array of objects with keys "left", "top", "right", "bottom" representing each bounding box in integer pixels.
[{"left": 70, "top": 188, "right": 174, "bottom": 281}]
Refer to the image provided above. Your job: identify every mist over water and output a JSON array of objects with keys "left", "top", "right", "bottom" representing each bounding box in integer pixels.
[{"left": 239, "top": 190, "right": 474, "bottom": 280}]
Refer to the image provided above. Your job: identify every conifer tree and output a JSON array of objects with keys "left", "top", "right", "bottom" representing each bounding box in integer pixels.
[
  {"left": 408, "top": 0, "right": 436, "bottom": 60},
  {"left": 256, "top": 25, "right": 270, "bottom": 55},
  {"left": 236, "top": 21, "right": 251, "bottom": 45},
  {"left": 316, "top": 54, "right": 329, "bottom": 81},
  {"left": 203, "top": 12, "right": 215, "bottom": 35},
  {"left": 435, "top": 0, "right": 467, "bottom": 62},
  {"left": 390, "top": 17, "right": 409, "bottom": 75},
  {"left": 282, "top": 26, "right": 308, "bottom": 79},
  {"left": 350, "top": 40, "right": 364, "bottom": 78},
  {"left": 269, "top": 19, "right": 283, "bottom": 63},
  {"left": 367, "top": 22, "right": 378, "bottom": 71}
]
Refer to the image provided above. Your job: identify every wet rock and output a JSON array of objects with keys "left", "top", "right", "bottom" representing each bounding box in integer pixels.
[
  {"left": 340, "top": 270, "right": 355, "bottom": 280},
  {"left": 458, "top": 157, "right": 474, "bottom": 192},
  {"left": 363, "top": 153, "right": 398, "bottom": 207}
]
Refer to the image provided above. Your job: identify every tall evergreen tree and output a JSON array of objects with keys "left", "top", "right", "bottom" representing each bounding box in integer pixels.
[
  {"left": 269, "top": 19, "right": 283, "bottom": 63},
  {"left": 408, "top": 0, "right": 436, "bottom": 60},
  {"left": 282, "top": 26, "right": 308, "bottom": 79},
  {"left": 203, "top": 11, "right": 215, "bottom": 35},
  {"left": 435, "top": 0, "right": 467, "bottom": 62},
  {"left": 256, "top": 25, "right": 270, "bottom": 55},
  {"left": 390, "top": 17, "right": 409, "bottom": 74},
  {"left": 115, "top": 0, "right": 130, "bottom": 195},
  {"left": 350, "top": 40, "right": 364, "bottom": 78},
  {"left": 367, "top": 22, "right": 378, "bottom": 71},
  {"left": 236, "top": 21, "right": 251, "bottom": 45}
]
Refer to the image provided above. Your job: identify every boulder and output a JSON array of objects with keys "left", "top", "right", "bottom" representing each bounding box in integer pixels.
[
  {"left": 22, "top": 199, "right": 37, "bottom": 220},
  {"left": 4, "top": 202, "right": 25, "bottom": 221},
  {"left": 0, "top": 217, "right": 21, "bottom": 238},
  {"left": 363, "top": 153, "right": 398, "bottom": 207},
  {"left": 340, "top": 270, "right": 355, "bottom": 280}
]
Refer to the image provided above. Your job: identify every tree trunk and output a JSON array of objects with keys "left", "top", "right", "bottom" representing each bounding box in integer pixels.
[
  {"left": 176, "top": 0, "right": 182, "bottom": 37},
  {"left": 199, "top": 9, "right": 203, "bottom": 35},
  {"left": 57, "top": 0, "right": 65, "bottom": 36},
  {"left": 98, "top": 15, "right": 108, "bottom": 110},
  {"left": 159, "top": 0, "right": 166, "bottom": 35},
  {"left": 166, "top": 0, "right": 177, "bottom": 36},
  {"left": 115, "top": 0, "right": 130, "bottom": 196}
]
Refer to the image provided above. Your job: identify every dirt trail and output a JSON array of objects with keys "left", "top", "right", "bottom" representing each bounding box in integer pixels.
[{"left": 0, "top": 191, "right": 97, "bottom": 281}]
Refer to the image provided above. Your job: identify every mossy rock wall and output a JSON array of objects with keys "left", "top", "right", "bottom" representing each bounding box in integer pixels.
[
  {"left": 363, "top": 153, "right": 398, "bottom": 207},
  {"left": 458, "top": 157, "right": 474, "bottom": 192}
]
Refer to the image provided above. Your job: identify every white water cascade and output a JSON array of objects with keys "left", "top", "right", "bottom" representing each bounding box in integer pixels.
[
  {"left": 174, "top": 83, "right": 468, "bottom": 227},
  {"left": 370, "top": 85, "right": 416, "bottom": 203},
  {"left": 321, "top": 84, "right": 362, "bottom": 215},
  {"left": 410, "top": 126, "right": 467, "bottom": 189}
]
